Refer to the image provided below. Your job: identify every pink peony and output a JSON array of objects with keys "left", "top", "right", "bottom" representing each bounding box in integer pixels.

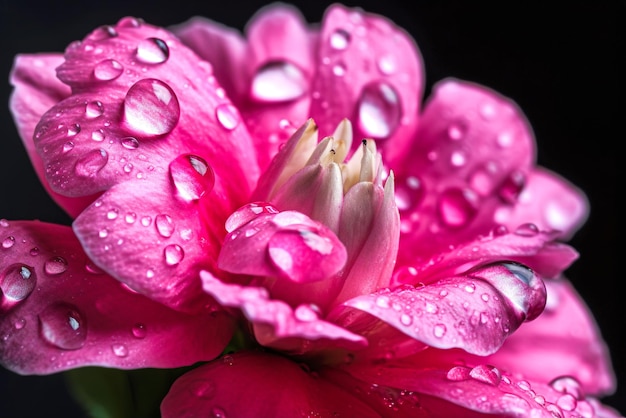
[{"left": 1, "top": 4, "right": 620, "bottom": 417}]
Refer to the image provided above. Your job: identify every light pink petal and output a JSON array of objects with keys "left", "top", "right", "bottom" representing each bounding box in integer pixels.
[
  {"left": 161, "top": 350, "right": 379, "bottom": 418},
  {"left": 201, "top": 271, "right": 366, "bottom": 354},
  {"left": 496, "top": 167, "right": 589, "bottom": 240},
  {"left": 9, "top": 54, "right": 94, "bottom": 218},
  {"left": 395, "top": 79, "right": 537, "bottom": 265},
  {"left": 342, "top": 360, "right": 617, "bottom": 418},
  {"left": 487, "top": 279, "right": 616, "bottom": 396},
  {"left": 331, "top": 261, "right": 546, "bottom": 356},
  {"left": 0, "top": 220, "right": 233, "bottom": 374},
  {"left": 34, "top": 17, "right": 258, "bottom": 201},
  {"left": 73, "top": 174, "right": 227, "bottom": 313},
  {"left": 311, "top": 4, "right": 423, "bottom": 160}
]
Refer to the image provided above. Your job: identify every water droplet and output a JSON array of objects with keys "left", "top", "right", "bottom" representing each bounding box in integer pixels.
[
  {"left": 399, "top": 313, "right": 413, "bottom": 326},
  {"left": 294, "top": 304, "right": 318, "bottom": 322},
  {"left": 93, "top": 59, "right": 123, "bottom": 81},
  {"left": 498, "top": 170, "right": 525, "bottom": 203},
  {"left": 14, "top": 318, "right": 26, "bottom": 330},
  {"left": 433, "top": 323, "right": 446, "bottom": 338},
  {"left": 141, "top": 216, "right": 152, "bottom": 227},
  {"left": 447, "top": 122, "right": 466, "bottom": 140},
  {"left": 464, "top": 283, "right": 476, "bottom": 293},
  {"left": 29, "top": 247, "right": 40, "bottom": 256},
  {"left": 1, "top": 264, "right": 36, "bottom": 302},
  {"left": 332, "top": 62, "right": 346, "bottom": 76},
  {"left": 75, "top": 149, "right": 108, "bottom": 177},
  {"left": 222, "top": 355, "right": 234, "bottom": 366},
  {"left": 85, "top": 100, "right": 104, "bottom": 118},
  {"left": 63, "top": 142, "right": 75, "bottom": 153},
  {"left": 555, "top": 394, "right": 577, "bottom": 411},
  {"left": 118, "top": 137, "right": 139, "bottom": 151},
  {"left": 375, "top": 295, "right": 391, "bottom": 308},
  {"left": 438, "top": 188, "right": 478, "bottom": 228},
  {"left": 446, "top": 365, "right": 471, "bottom": 381},
  {"left": 469, "top": 365, "right": 501, "bottom": 386},
  {"left": 131, "top": 323, "right": 147, "bottom": 339},
  {"left": 210, "top": 407, "right": 227, "bottom": 418},
  {"left": 549, "top": 376, "right": 582, "bottom": 399},
  {"left": 450, "top": 150, "right": 467, "bottom": 167},
  {"left": 377, "top": 55, "right": 396, "bottom": 75},
  {"left": 38, "top": 302, "right": 87, "bottom": 350},
  {"left": 111, "top": 343, "right": 128, "bottom": 357},
  {"left": 136, "top": 37, "right": 169, "bottom": 64},
  {"left": 91, "top": 129, "right": 105, "bottom": 142},
  {"left": 468, "top": 163, "right": 497, "bottom": 196},
  {"left": 117, "top": 16, "right": 142, "bottom": 28},
  {"left": 515, "top": 223, "right": 539, "bottom": 237},
  {"left": 67, "top": 123, "right": 81, "bottom": 137},
  {"left": 168, "top": 154, "right": 215, "bottom": 202},
  {"left": 215, "top": 103, "right": 240, "bottom": 130},
  {"left": 329, "top": 28, "right": 350, "bottom": 50},
  {"left": 2, "top": 236, "right": 15, "bottom": 248},
  {"left": 250, "top": 61, "right": 306, "bottom": 102},
  {"left": 357, "top": 81, "right": 400, "bottom": 139},
  {"left": 44, "top": 256, "right": 68, "bottom": 276},
  {"left": 155, "top": 214, "right": 174, "bottom": 237},
  {"left": 163, "top": 244, "right": 184, "bottom": 266},
  {"left": 123, "top": 78, "right": 180, "bottom": 137},
  {"left": 496, "top": 132, "right": 514, "bottom": 148}
]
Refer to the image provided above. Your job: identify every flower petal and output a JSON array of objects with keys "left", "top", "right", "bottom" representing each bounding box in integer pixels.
[
  {"left": 311, "top": 4, "right": 423, "bottom": 160},
  {"left": 332, "top": 261, "right": 546, "bottom": 356},
  {"left": 9, "top": 54, "right": 94, "bottom": 218},
  {"left": 0, "top": 220, "right": 233, "bottom": 374},
  {"left": 161, "top": 351, "right": 379, "bottom": 418},
  {"left": 201, "top": 271, "right": 366, "bottom": 354}
]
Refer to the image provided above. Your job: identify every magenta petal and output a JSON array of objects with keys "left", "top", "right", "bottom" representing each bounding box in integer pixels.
[
  {"left": 333, "top": 261, "right": 546, "bottom": 356},
  {"left": 9, "top": 54, "right": 95, "bottom": 218},
  {"left": 0, "top": 220, "right": 233, "bottom": 374},
  {"left": 489, "top": 279, "right": 616, "bottom": 396},
  {"left": 161, "top": 351, "right": 379, "bottom": 418},
  {"left": 201, "top": 271, "right": 366, "bottom": 354},
  {"left": 311, "top": 4, "right": 423, "bottom": 159}
]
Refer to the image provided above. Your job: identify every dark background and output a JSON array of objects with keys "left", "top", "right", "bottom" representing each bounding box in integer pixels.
[{"left": 0, "top": 0, "right": 621, "bottom": 416}]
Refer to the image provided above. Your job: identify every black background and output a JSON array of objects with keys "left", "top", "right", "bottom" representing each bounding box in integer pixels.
[{"left": 0, "top": 0, "right": 621, "bottom": 416}]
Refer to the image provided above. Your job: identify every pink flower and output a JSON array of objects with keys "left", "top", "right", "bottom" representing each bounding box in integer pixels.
[{"left": 1, "top": 4, "right": 619, "bottom": 417}]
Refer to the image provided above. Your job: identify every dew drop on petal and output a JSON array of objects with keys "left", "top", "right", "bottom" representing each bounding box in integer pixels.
[
  {"left": 549, "top": 376, "right": 582, "bottom": 398},
  {"left": 131, "top": 323, "right": 147, "bottom": 339},
  {"left": 117, "top": 16, "right": 142, "bottom": 28},
  {"left": 91, "top": 129, "right": 105, "bottom": 142},
  {"left": 375, "top": 295, "right": 391, "bottom": 308},
  {"left": 13, "top": 318, "right": 26, "bottom": 330},
  {"left": 121, "top": 136, "right": 140, "bottom": 150},
  {"left": 111, "top": 343, "right": 129, "bottom": 357},
  {"left": 123, "top": 78, "right": 180, "bottom": 137},
  {"left": 1, "top": 264, "right": 36, "bottom": 302},
  {"left": 168, "top": 154, "right": 215, "bottom": 202},
  {"left": 85, "top": 101, "right": 104, "bottom": 118},
  {"left": 136, "top": 37, "right": 169, "bottom": 64},
  {"left": 433, "top": 323, "right": 447, "bottom": 338},
  {"left": 67, "top": 123, "right": 81, "bottom": 137},
  {"left": 155, "top": 214, "right": 175, "bottom": 237},
  {"left": 38, "top": 302, "right": 87, "bottom": 350},
  {"left": 250, "top": 62, "right": 306, "bottom": 103},
  {"left": 447, "top": 122, "right": 466, "bottom": 140},
  {"left": 75, "top": 149, "right": 108, "bottom": 177},
  {"left": 44, "top": 256, "right": 68, "bottom": 276},
  {"left": 515, "top": 223, "right": 539, "bottom": 237},
  {"left": 438, "top": 188, "right": 479, "bottom": 228},
  {"left": 93, "top": 59, "right": 123, "bottom": 81},
  {"left": 294, "top": 304, "right": 319, "bottom": 322},
  {"left": 446, "top": 365, "right": 471, "bottom": 381},
  {"left": 215, "top": 103, "right": 240, "bottom": 130},
  {"left": 329, "top": 28, "right": 350, "bottom": 50},
  {"left": 469, "top": 365, "right": 501, "bottom": 386},
  {"left": 210, "top": 407, "right": 227, "bottom": 418},
  {"left": 357, "top": 81, "right": 400, "bottom": 139},
  {"left": 2, "top": 236, "right": 15, "bottom": 248},
  {"left": 399, "top": 313, "right": 413, "bottom": 326},
  {"left": 163, "top": 244, "right": 184, "bottom": 266},
  {"left": 63, "top": 142, "right": 75, "bottom": 153}
]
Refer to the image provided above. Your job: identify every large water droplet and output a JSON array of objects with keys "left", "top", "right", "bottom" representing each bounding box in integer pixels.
[
  {"left": 469, "top": 365, "right": 501, "bottom": 386},
  {"left": 155, "top": 214, "right": 175, "bottom": 237},
  {"left": 250, "top": 61, "right": 306, "bottom": 102},
  {"left": 111, "top": 343, "right": 128, "bottom": 357},
  {"left": 168, "top": 154, "right": 215, "bottom": 202},
  {"left": 164, "top": 244, "right": 184, "bottom": 266},
  {"left": 44, "top": 256, "right": 68, "bottom": 276},
  {"left": 123, "top": 78, "right": 180, "bottom": 137},
  {"left": 93, "top": 59, "right": 123, "bottom": 81},
  {"left": 294, "top": 304, "right": 319, "bottom": 322},
  {"left": 121, "top": 136, "right": 140, "bottom": 150},
  {"left": 131, "top": 323, "right": 147, "bottom": 339},
  {"left": 446, "top": 365, "right": 471, "bottom": 381},
  {"left": 136, "top": 38, "right": 169, "bottom": 64},
  {"left": 1, "top": 264, "right": 36, "bottom": 302},
  {"left": 329, "top": 28, "right": 350, "bottom": 50},
  {"left": 438, "top": 188, "right": 478, "bottom": 228},
  {"left": 549, "top": 376, "right": 582, "bottom": 399},
  {"left": 357, "top": 81, "right": 400, "bottom": 139},
  {"left": 433, "top": 323, "right": 447, "bottom": 338},
  {"left": 38, "top": 302, "right": 87, "bottom": 350},
  {"left": 2, "top": 235, "right": 15, "bottom": 248},
  {"left": 215, "top": 103, "right": 240, "bottom": 130},
  {"left": 75, "top": 149, "right": 108, "bottom": 177}
]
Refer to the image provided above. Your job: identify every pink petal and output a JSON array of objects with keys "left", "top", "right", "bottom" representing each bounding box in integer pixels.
[
  {"left": 496, "top": 167, "right": 589, "bottom": 241},
  {"left": 311, "top": 4, "right": 423, "bottom": 160},
  {"left": 332, "top": 261, "right": 546, "bottom": 356},
  {"left": 200, "top": 271, "right": 366, "bottom": 354},
  {"left": 161, "top": 351, "right": 379, "bottom": 418},
  {"left": 395, "top": 79, "right": 537, "bottom": 265},
  {"left": 0, "top": 220, "right": 233, "bottom": 374},
  {"left": 487, "top": 279, "right": 616, "bottom": 396},
  {"left": 34, "top": 17, "right": 258, "bottom": 201},
  {"left": 9, "top": 54, "right": 94, "bottom": 218}
]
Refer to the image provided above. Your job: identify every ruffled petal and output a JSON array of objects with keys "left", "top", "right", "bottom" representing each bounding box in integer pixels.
[
  {"left": 487, "top": 279, "right": 616, "bottom": 396},
  {"left": 201, "top": 271, "right": 366, "bottom": 354},
  {"left": 395, "top": 79, "right": 537, "bottom": 265},
  {"left": 311, "top": 4, "right": 423, "bottom": 161},
  {"left": 9, "top": 54, "right": 94, "bottom": 218},
  {"left": 161, "top": 351, "right": 379, "bottom": 418},
  {"left": 331, "top": 261, "right": 545, "bottom": 356},
  {"left": 0, "top": 220, "right": 233, "bottom": 374}
]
